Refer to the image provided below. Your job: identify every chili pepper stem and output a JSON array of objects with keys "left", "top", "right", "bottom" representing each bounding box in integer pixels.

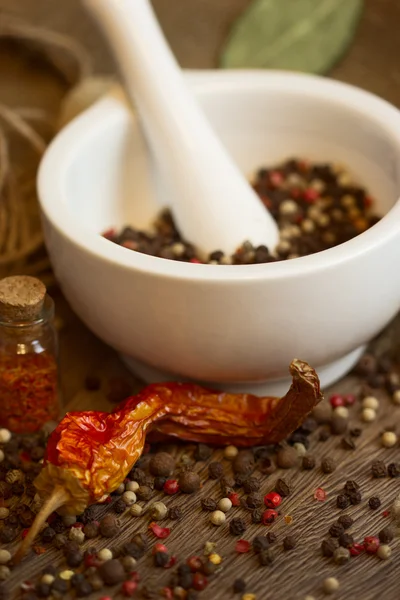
[{"left": 13, "top": 485, "right": 69, "bottom": 564}]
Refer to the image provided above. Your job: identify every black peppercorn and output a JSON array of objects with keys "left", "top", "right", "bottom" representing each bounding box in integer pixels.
[
  {"left": 123, "top": 542, "right": 145, "bottom": 560},
  {"left": 149, "top": 452, "right": 175, "bottom": 477},
  {"left": 388, "top": 463, "right": 400, "bottom": 478},
  {"left": 275, "top": 478, "right": 292, "bottom": 497},
  {"left": 329, "top": 523, "right": 345, "bottom": 538},
  {"left": 321, "top": 458, "right": 336, "bottom": 474},
  {"left": 369, "top": 496, "right": 381, "bottom": 510},
  {"left": 354, "top": 353, "right": 377, "bottom": 376},
  {"left": 338, "top": 532, "right": 354, "bottom": 548},
  {"left": 371, "top": 460, "right": 387, "bottom": 478},
  {"left": 201, "top": 498, "right": 217, "bottom": 511},
  {"left": 35, "top": 584, "right": 50, "bottom": 598},
  {"left": 208, "top": 462, "right": 224, "bottom": 480},
  {"left": 229, "top": 517, "right": 247, "bottom": 536},
  {"left": 253, "top": 535, "right": 269, "bottom": 553},
  {"left": 51, "top": 579, "right": 68, "bottom": 594},
  {"left": 321, "top": 538, "right": 339, "bottom": 557},
  {"left": 379, "top": 526, "right": 394, "bottom": 544},
  {"left": 341, "top": 435, "right": 356, "bottom": 450},
  {"left": 194, "top": 443, "right": 212, "bottom": 461},
  {"left": 338, "top": 515, "right": 353, "bottom": 530},
  {"left": 258, "top": 547, "right": 276, "bottom": 565},
  {"left": 302, "top": 455, "right": 316, "bottom": 470},
  {"left": 178, "top": 573, "right": 193, "bottom": 590},
  {"left": 233, "top": 578, "right": 246, "bottom": 594},
  {"left": 129, "top": 467, "right": 146, "bottom": 485},
  {"left": 83, "top": 522, "right": 99, "bottom": 539},
  {"left": 71, "top": 574, "right": 86, "bottom": 588},
  {"left": 168, "top": 506, "right": 183, "bottom": 520},
  {"left": 0, "top": 527, "right": 18, "bottom": 543},
  {"left": 41, "top": 527, "right": 56, "bottom": 544},
  {"left": 266, "top": 532, "right": 277, "bottom": 544},
  {"left": 344, "top": 480, "right": 360, "bottom": 494},
  {"left": 154, "top": 551, "right": 170, "bottom": 567},
  {"left": 348, "top": 490, "right": 362, "bottom": 505},
  {"left": 252, "top": 508, "right": 263, "bottom": 524},
  {"left": 242, "top": 477, "right": 261, "bottom": 494},
  {"left": 76, "top": 581, "right": 93, "bottom": 598},
  {"left": 113, "top": 498, "right": 126, "bottom": 514},
  {"left": 246, "top": 493, "right": 263, "bottom": 509},
  {"left": 336, "top": 494, "right": 350, "bottom": 509},
  {"left": 179, "top": 471, "right": 200, "bottom": 494},
  {"left": 18, "top": 506, "right": 35, "bottom": 528},
  {"left": 154, "top": 476, "right": 167, "bottom": 491},
  {"left": 66, "top": 551, "right": 83, "bottom": 568},
  {"left": 283, "top": 534, "right": 296, "bottom": 550},
  {"left": 319, "top": 428, "right": 330, "bottom": 442},
  {"left": 350, "top": 428, "right": 362, "bottom": 437},
  {"left": 234, "top": 474, "right": 248, "bottom": 488}
]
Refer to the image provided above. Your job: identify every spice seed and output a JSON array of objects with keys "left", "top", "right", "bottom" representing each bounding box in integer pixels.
[
  {"left": 210, "top": 511, "right": 225, "bottom": 526},
  {"left": 224, "top": 445, "right": 239, "bottom": 460},
  {"left": 362, "top": 396, "right": 379, "bottom": 410},
  {"left": 381, "top": 431, "right": 398, "bottom": 448},
  {"left": 321, "top": 458, "right": 336, "bottom": 474},
  {"left": 362, "top": 408, "right": 376, "bottom": 422},
  {"left": 218, "top": 498, "right": 232, "bottom": 513},
  {"left": 377, "top": 544, "right": 392, "bottom": 560},
  {"left": 369, "top": 496, "right": 381, "bottom": 510},
  {"left": 323, "top": 577, "right": 340, "bottom": 594}
]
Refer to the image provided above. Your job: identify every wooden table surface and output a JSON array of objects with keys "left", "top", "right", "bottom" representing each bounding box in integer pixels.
[{"left": 1, "top": 1, "right": 400, "bottom": 599}]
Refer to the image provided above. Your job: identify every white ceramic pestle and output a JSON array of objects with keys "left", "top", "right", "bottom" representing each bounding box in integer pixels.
[{"left": 83, "top": 0, "right": 279, "bottom": 255}]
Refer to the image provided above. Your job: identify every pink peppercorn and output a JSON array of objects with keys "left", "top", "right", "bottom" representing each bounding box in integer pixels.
[
  {"left": 187, "top": 556, "right": 203, "bottom": 572},
  {"left": 364, "top": 536, "right": 380, "bottom": 554},
  {"left": 303, "top": 188, "right": 319, "bottom": 203},
  {"left": 350, "top": 543, "right": 364, "bottom": 556},
  {"left": 264, "top": 492, "right": 282, "bottom": 509},
  {"left": 162, "top": 588, "right": 173, "bottom": 599},
  {"left": 122, "top": 581, "right": 138, "bottom": 597},
  {"left": 344, "top": 393, "right": 356, "bottom": 406},
  {"left": 262, "top": 509, "right": 278, "bottom": 525},
  {"left": 163, "top": 479, "right": 179, "bottom": 495},
  {"left": 192, "top": 573, "right": 208, "bottom": 591},
  {"left": 314, "top": 487, "right": 326, "bottom": 502},
  {"left": 228, "top": 492, "right": 241, "bottom": 507},
  {"left": 152, "top": 543, "right": 168, "bottom": 554},
  {"left": 330, "top": 394, "right": 345, "bottom": 408},
  {"left": 269, "top": 171, "right": 284, "bottom": 187}
]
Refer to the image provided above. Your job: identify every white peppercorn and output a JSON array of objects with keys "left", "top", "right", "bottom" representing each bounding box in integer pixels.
[
  {"left": 122, "top": 491, "right": 137, "bottom": 506},
  {"left": 0, "top": 550, "right": 11, "bottom": 565},
  {"left": 381, "top": 431, "right": 398, "bottom": 448},
  {"left": 377, "top": 544, "right": 392, "bottom": 560},
  {"left": 392, "top": 390, "right": 400, "bottom": 405},
  {"left": 362, "top": 408, "right": 376, "bottom": 423},
  {"left": 0, "top": 566, "right": 10, "bottom": 581},
  {"left": 210, "top": 510, "right": 226, "bottom": 526},
  {"left": 130, "top": 504, "right": 143, "bottom": 517},
  {"left": 59, "top": 570, "right": 75, "bottom": 581},
  {"left": 0, "top": 429, "right": 11, "bottom": 444},
  {"left": 362, "top": 396, "right": 379, "bottom": 410},
  {"left": 97, "top": 548, "right": 113, "bottom": 561},
  {"left": 224, "top": 445, "right": 239, "bottom": 460},
  {"left": 293, "top": 442, "right": 307, "bottom": 457},
  {"left": 0, "top": 508, "right": 9, "bottom": 520},
  {"left": 218, "top": 498, "right": 232, "bottom": 513},
  {"left": 125, "top": 481, "right": 139, "bottom": 493},
  {"left": 333, "top": 406, "right": 349, "bottom": 419},
  {"left": 151, "top": 501, "right": 168, "bottom": 520},
  {"left": 323, "top": 577, "right": 339, "bottom": 594},
  {"left": 68, "top": 527, "right": 85, "bottom": 544},
  {"left": 41, "top": 574, "right": 55, "bottom": 585}
]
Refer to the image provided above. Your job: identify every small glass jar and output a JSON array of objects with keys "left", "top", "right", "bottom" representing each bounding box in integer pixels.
[{"left": 0, "top": 276, "right": 60, "bottom": 433}]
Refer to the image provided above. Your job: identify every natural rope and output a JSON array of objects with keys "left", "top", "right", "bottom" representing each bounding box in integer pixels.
[{"left": 0, "top": 15, "right": 93, "bottom": 284}]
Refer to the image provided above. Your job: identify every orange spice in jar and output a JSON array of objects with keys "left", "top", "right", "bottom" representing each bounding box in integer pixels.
[{"left": 0, "top": 276, "right": 60, "bottom": 433}]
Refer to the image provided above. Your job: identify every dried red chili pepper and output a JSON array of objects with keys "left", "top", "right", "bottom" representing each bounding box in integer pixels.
[{"left": 14, "top": 359, "right": 321, "bottom": 562}]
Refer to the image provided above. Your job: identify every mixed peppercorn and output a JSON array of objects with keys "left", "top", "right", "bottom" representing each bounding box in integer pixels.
[
  {"left": 103, "top": 158, "right": 381, "bottom": 265},
  {"left": 0, "top": 347, "right": 399, "bottom": 599}
]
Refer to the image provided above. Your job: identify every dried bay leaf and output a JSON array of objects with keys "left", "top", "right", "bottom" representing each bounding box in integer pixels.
[{"left": 220, "top": 0, "right": 364, "bottom": 74}]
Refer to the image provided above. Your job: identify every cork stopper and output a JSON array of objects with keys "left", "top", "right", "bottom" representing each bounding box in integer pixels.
[{"left": 0, "top": 276, "right": 46, "bottom": 322}]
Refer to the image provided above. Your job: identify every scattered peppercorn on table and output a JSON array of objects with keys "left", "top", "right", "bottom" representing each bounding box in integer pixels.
[{"left": 1, "top": 0, "right": 400, "bottom": 598}]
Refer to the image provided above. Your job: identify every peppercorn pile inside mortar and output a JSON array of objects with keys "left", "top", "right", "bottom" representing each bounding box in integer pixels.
[
  {"left": 1, "top": 348, "right": 400, "bottom": 600},
  {"left": 103, "top": 158, "right": 381, "bottom": 264}
]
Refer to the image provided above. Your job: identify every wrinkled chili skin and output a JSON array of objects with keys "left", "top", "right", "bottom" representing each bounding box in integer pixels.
[{"left": 42, "top": 360, "right": 321, "bottom": 507}]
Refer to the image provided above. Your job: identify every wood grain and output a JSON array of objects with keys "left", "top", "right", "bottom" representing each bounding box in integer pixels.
[{"left": 0, "top": 0, "right": 400, "bottom": 598}]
